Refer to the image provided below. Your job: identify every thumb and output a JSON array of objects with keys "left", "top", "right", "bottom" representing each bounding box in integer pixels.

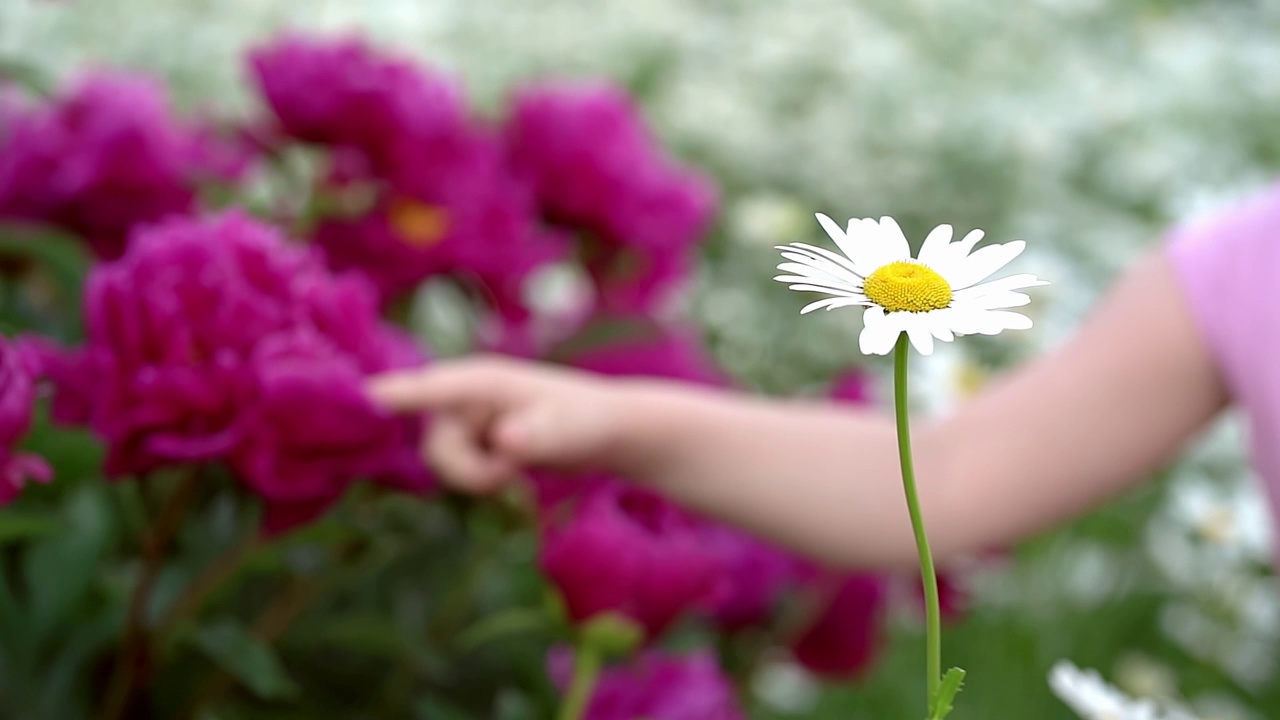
[{"left": 491, "top": 402, "right": 598, "bottom": 467}]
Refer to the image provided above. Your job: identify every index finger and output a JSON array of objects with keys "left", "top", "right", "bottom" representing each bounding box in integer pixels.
[{"left": 365, "top": 360, "right": 509, "bottom": 412}]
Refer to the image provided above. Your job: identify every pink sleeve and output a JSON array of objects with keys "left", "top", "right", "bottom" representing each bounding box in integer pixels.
[
  {"left": 1166, "top": 184, "right": 1280, "bottom": 531},
  {"left": 1166, "top": 184, "right": 1280, "bottom": 404}
]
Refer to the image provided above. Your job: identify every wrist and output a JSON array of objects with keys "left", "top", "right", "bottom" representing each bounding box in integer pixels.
[{"left": 596, "top": 378, "right": 702, "bottom": 485}]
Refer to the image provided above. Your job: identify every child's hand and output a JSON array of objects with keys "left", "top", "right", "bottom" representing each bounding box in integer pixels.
[{"left": 366, "top": 356, "right": 633, "bottom": 494}]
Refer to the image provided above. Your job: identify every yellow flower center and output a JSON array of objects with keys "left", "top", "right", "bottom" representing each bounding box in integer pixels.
[
  {"left": 389, "top": 198, "right": 450, "bottom": 248},
  {"left": 862, "top": 261, "right": 952, "bottom": 313}
]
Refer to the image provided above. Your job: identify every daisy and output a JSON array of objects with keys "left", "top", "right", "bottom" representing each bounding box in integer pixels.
[
  {"left": 774, "top": 214, "right": 1048, "bottom": 355},
  {"left": 1048, "top": 661, "right": 1199, "bottom": 720}
]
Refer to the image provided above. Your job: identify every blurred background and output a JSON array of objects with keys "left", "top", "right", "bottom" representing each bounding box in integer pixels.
[{"left": 2, "top": 1, "right": 1280, "bottom": 718}]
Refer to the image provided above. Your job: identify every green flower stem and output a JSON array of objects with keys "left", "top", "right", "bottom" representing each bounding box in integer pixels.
[
  {"left": 893, "top": 334, "right": 943, "bottom": 709},
  {"left": 100, "top": 470, "right": 202, "bottom": 720},
  {"left": 557, "top": 641, "right": 603, "bottom": 720}
]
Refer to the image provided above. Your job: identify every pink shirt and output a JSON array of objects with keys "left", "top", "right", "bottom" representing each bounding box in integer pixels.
[{"left": 1167, "top": 184, "right": 1280, "bottom": 530}]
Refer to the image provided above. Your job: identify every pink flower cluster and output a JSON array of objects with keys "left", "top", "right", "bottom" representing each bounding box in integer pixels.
[
  {"left": 252, "top": 36, "right": 566, "bottom": 324},
  {"left": 39, "top": 211, "right": 430, "bottom": 531},
  {"left": 0, "top": 73, "right": 249, "bottom": 259},
  {"left": 0, "top": 337, "right": 51, "bottom": 506},
  {"left": 508, "top": 82, "right": 718, "bottom": 313},
  {"left": 0, "top": 36, "right": 973, "bottom": 714},
  {"left": 248, "top": 36, "right": 717, "bottom": 335},
  {"left": 549, "top": 648, "right": 746, "bottom": 720}
]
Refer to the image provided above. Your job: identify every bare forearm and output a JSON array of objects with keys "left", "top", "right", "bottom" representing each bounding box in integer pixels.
[
  {"left": 614, "top": 381, "right": 952, "bottom": 569},
  {"left": 609, "top": 252, "right": 1226, "bottom": 571}
]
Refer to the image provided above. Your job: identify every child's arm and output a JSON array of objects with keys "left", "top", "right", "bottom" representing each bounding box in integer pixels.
[{"left": 369, "top": 249, "right": 1225, "bottom": 569}]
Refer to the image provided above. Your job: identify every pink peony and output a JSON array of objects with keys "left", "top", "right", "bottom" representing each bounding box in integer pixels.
[
  {"left": 313, "top": 132, "right": 567, "bottom": 315},
  {"left": 698, "top": 524, "right": 806, "bottom": 630},
  {"left": 0, "top": 72, "right": 212, "bottom": 258},
  {"left": 828, "top": 367, "right": 878, "bottom": 405},
  {"left": 790, "top": 574, "right": 889, "bottom": 678},
  {"left": 549, "top": 648, "right": 745, "bottom": 720},
  {"left": 42, "top": 211, "right": 429, "bottom": 526},
  {"left": 539, "top": 483, "right": 720, "bottom": 638},
  {"left": 232, "top": 331, "right": 426, "bottom": 531},
  {"left": 0, "top": 336, "right": 51, "bottom": 505},
  {"left": 506, "top": 81, "right": 718, "bottom": 312},
  {"left": 253, "top": 36, "right": 568, "bottom": 317},
  {"left": 249, "top": 34, "right": 466, "bottom": 181}
]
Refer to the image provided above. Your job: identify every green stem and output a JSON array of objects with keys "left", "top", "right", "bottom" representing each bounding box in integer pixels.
[
  {"left": 556, "top": 642, "right": 602, "bottom": 720},
  {"left": 100, "top": 470, "right": 202, "bottom": 720},
  {"left": 893, "top": 334, "right": 942, "bottom": 710}
]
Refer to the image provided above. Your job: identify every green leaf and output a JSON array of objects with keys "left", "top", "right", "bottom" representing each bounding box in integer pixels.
[
  {"left": 0, "top": 58, "right": 52, "bottom": 96},
  {"left": 193, "top": 618, "right": 300, "bottom": 701},
  {"left": 0, "top": 571, "right": 33, "bottom": 713},
  {"left": 0, "top": 512, "right": 61, "bottom": 546},
  {"left": 929, "top": 667, "right": 966, "bottom": 720},
  {"left": 455, "top": 607, "right": 550, "bottom": 652},
  {"left": 299, "top": 615, "right": 409, "bottom": 658},
  {"left": 33, "top": 604, "right": 124, "bottom": 720},
  {"left": 414, "top": 694, "right": 476, "bottom": 720},
  {"left": 24, "top": 484, "right": 116, "bottom": 649},
  {"left": 0, "top": 227, "right": 91, "bottom": 337}
]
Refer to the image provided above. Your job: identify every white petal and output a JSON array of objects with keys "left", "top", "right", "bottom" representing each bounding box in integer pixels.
[
  {"left": 858, "top": 306, "right": 901, "bottom": 355},
  {"left": 780, "top": 242, "right": 866, "bottom": 278},
  {"left": 935, "top": 228, "right": 986, "bottom": 268},
  {"left": 850, "top": 218, "right": 894, "bottom": 271},
  {"left": 917, "top": 224, "right": 953, "bottom": 267},
  {"left": 905, "top": 320, "right": 935, "bottom": 355},
  {"left": 816, "top": 213, "right": 876, "bottom": 274},
  {"left": 944, "top": 241, "right": 1027, "bottom": 290},
  {"left": 951, "top": 309, "right": 1034, "bottom": 335},
  {"left": 952, "top": 273, "right": 1047, "bottom": 300},
  {"left": 955, "top": 228, "right": 986, "bottom": 255},
  {"left": 776, "top": 278, "right": 863, "bottom": 296},
  {"left": 986, "top": 310, "right": 1033, "bottom": 331},
  {"left": 801, "top": 297, "right": 867, "bottom": 314},
  {"left": 775, "top": 266, "right": 861, "bottom": 287},
  {"left": 876, "top": 216, "right": 912, "bottom": 263},
  {"left": 774, "top": 265, "right": 853, "bottom": 285},
  {"left": 825, "top": 217, "right": 879, "bottom": 273},
  {"left": 785, "top": 283, "right": 867, "bottom": 297},
  {"left": 923, "top": 311, "right": 956, "bottom": 342},
  {"left": 944, "top": 307, "right": 982, "bottom": 336},
  {"left": 815, "top": 213, "right": 846, "bottom": 245},
  {"left": 957, "top": 291, "right": 1031, "bottom": 310},
  {"left": 777, "top": 255, "right": 861, "bottom": 286}
]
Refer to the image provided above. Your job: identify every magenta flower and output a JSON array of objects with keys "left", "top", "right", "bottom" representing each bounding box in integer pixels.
[
  {"left": 0, "top": 337, "right": 51, "bottom": 505},
  {"left": 249, "top": 35, "right": 466, "bottom": 181},
  {"left": 790, "top": 574, "right": 889, "bottom": 678},
  {"left": 232, "top": 330, "right": 427, "bottom": 532},
  {"left": 567, "top": 325, "right": 727, "bottom": 385},
  {"left": 0, "top": 72, "right": 207, "bottom": 258},
  {"left": 549, "top": 648, "right": 745, "bottom": 720},
  {"left": 828, "top": 367, "right": 878, "bottom": 405},
  {"left": 313, "top": 132, "right": 567, "bottom": 315},
  {"left": 42, "top": 210, "right": 429, "bottom": 526},
  {"left": 539, "top": 482, "right": 720, "bottom": 638},
  {"left": 183, "top": 120, "right": 263, "bottom": 185},
  {"left": 698, "top": 524, "right": 806, "bottom": 630},
  {"left": 506, "top": 81, "right": 718, "bottom": 312}
]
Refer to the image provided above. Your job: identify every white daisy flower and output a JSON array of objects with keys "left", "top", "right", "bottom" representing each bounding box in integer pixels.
[
  {"left": 774, "top": 214, "right": 1048, "bottom": 355},
  {"left": 1048, "top": 661, "right": 1199, "bottom": 720}
]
